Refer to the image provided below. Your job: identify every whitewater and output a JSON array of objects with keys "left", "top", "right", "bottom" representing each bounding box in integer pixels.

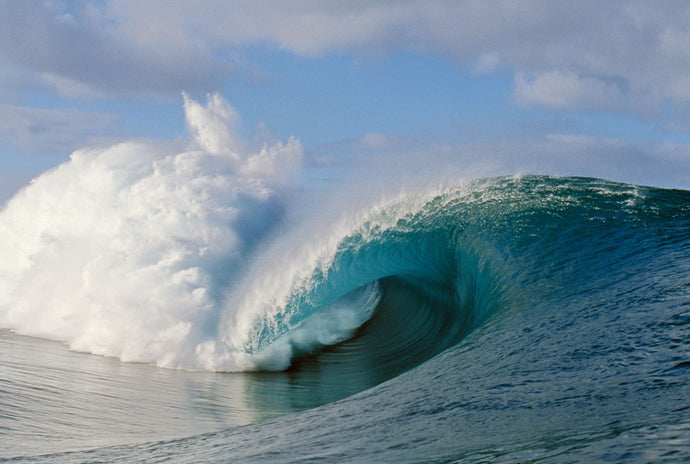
[{"left": 1, "top": 95, "right": 689, "bottom": 462}]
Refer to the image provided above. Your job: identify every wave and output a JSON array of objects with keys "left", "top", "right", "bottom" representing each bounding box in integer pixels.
[
  {"left": 0, "top": 93, "right": 502, "bottom": 376},
  {"left": 1, "top": 94, "right": 686, "bottom": 384},
  {"left": 4, "top": 158, "right": 690, "bottom": 460},
  {"left": 224, "top": 183, "right": 509, "bottom": 373}
]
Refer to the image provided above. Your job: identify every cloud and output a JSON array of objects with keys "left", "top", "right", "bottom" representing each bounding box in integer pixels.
[
  {"left": 526, "top": 136, "right": 690, "bottom": 189},
  {"left": 337, "top": 131, "right": 690, "bottom": 190},
  {"left": 104, "top": 0, "right": 690, "bottom": 115},
  {"left": 326, "top": 133, "right": 422, "bottom": 155},
  {"left": 0, "top": 0, "right": 232, "bottom": 99},
  {"left": 514, "top": 71, "right": 625, "bottom": 111},
  {"left": 660, "top": 120, "right": 690, "bottom": 134},
  {"left": 473, "top": 53, "right": 501, "bottom": 75},
  {"left": 2, "top": 0, "right": 690, "bottom": 120},
  {"left": 0, "top": 104, "right": 120, "bottom": 154}
]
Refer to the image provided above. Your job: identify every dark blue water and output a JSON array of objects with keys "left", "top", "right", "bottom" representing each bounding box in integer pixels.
[{"left": 2, "top": 175, "right": 689, "bottom": 462}]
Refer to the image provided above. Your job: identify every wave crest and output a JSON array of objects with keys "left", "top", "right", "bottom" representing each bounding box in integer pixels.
[{"left": 0, "top": 94, "right": 512, "bottom": 374}]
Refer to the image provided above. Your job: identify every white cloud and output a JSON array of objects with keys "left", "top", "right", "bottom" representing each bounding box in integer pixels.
[
  {"left": 39, "top": 73, "right": 106, "bottom": 100},
  {"left": 473, "top": 53, "right": 501, "bottom": 75},
  {"left": 527, "top": 136, "right": 690, "bottom": 189},
  {"left": 0, "top": 105, "right": 120, "bottom": 154},
  {"left": 0, "top": 0, "right": 232, "bottom": 100},
  {"left": 2, "top": 1, "right": 690, "bottom": 117},
  {"left": 514, "top": 71, "right": 625, "bottom": 111}
]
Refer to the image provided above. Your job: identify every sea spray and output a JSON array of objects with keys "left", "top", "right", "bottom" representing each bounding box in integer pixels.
[{"left": 0, "top": 93, "right": 302, "bottom": 370}]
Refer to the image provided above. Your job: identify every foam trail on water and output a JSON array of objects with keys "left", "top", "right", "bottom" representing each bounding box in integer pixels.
[{"left": 0, "top": 93, "right": 308, "bottom": 371}]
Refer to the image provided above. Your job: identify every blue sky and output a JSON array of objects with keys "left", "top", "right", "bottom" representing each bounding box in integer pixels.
[{"left": 2, "top": 0, "right": 690, "bottom": 201}]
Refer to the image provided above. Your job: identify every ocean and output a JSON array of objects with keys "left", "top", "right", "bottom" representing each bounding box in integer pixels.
[{"left": 1, "top": 97, "right": 688, "bottom": 463}]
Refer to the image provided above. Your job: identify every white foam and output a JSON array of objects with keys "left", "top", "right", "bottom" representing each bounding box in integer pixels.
[
  {"left": 246, "top": 282, "right": 382, "bottom": 371},
  {"left": 0, "top": 93, "right": 302, "bottom": 371}
]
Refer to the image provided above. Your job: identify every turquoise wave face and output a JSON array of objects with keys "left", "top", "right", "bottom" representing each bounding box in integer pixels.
[
  {"left": 243, "top": 175, "right": 689, "bottom": 393},
  {"left": 244, "top": 182, "right": 506, "bottom": 356}
]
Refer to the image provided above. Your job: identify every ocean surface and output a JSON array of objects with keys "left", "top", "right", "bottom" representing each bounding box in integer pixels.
[
  {"left": 1, "top": 174, "right": 688, "bottom": 463},
  {"left": 1, "top": 96, "right": 689, "bottom": 462}
]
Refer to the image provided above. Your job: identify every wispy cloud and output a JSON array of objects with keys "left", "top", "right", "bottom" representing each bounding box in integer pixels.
[
  {"left": 0, "top": 105, "right": 120, "bottom": 154},
  {"left": 514, "top": 71, "right": 625, "bottom": 111},
  {"left": 337, "top": 131, "right": 690, "bottom": 190}
]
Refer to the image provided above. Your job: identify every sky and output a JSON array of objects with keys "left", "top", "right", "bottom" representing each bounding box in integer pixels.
[{"left": 2, "top": 0, "right": 690, "bottom": 202}]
